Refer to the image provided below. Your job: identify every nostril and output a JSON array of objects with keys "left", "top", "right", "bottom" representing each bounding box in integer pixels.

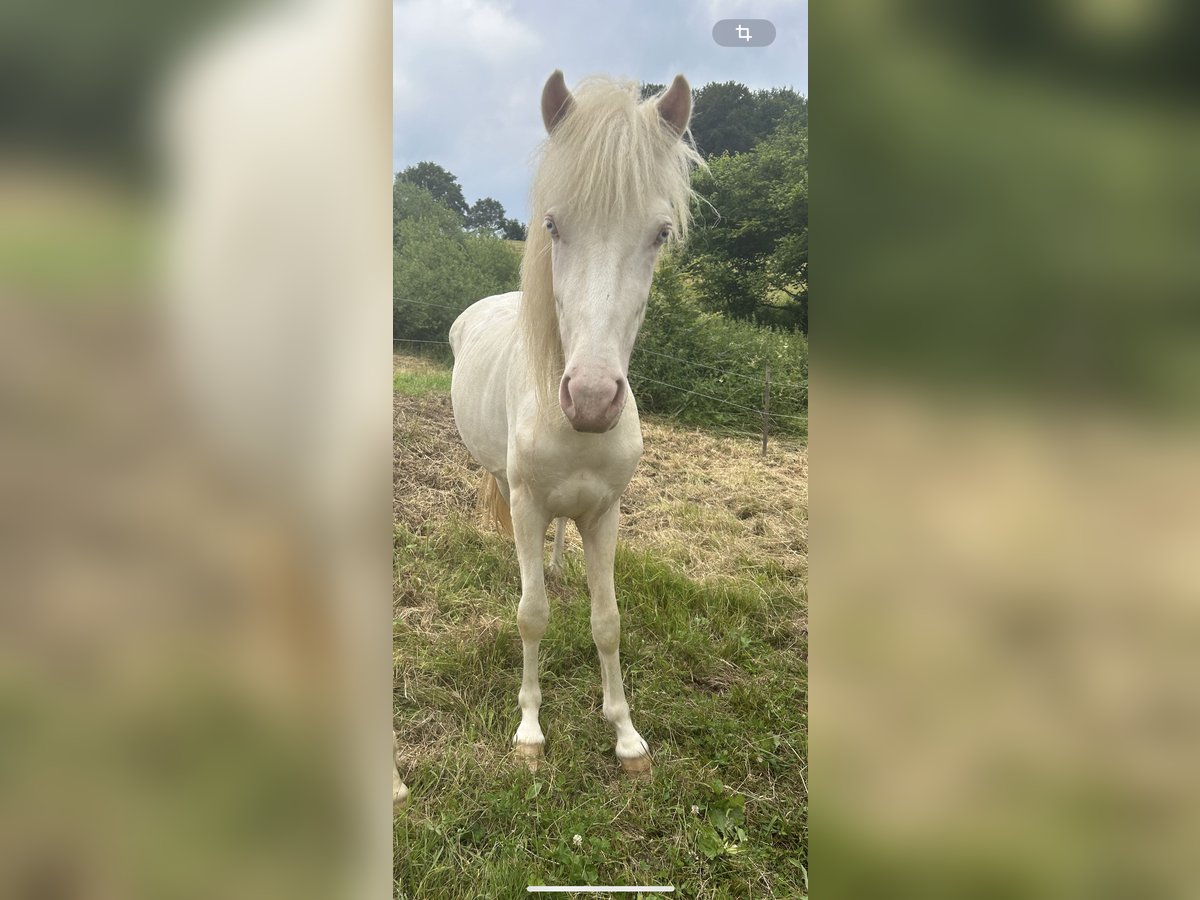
[
  {"left": 559, "top": 375, "right": 573, "bottom": 412},
  {"left": 611, "top": 376, "right": 627, "bottom": 409}
]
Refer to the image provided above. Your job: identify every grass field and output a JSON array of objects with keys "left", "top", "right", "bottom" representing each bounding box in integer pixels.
[{"left": 393, "top": 354, "right": 807, "bottom": 898}]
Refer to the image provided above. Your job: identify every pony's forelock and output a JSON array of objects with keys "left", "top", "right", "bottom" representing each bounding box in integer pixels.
[{"left": 518, "top": 77, "right": 704, "bottom": 414}]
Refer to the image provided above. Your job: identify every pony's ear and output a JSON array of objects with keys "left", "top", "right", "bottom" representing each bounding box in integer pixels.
[
  {"left": 541, "top": 70, "right": 574, "bottom": 133},
  {"left": 657, "top": 74, "right": 692, "bottom": 137}
]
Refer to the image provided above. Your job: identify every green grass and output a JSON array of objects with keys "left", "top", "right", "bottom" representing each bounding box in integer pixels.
[
  {"left": 393, "top": 369, "right": 453, "bottom": 397},
  {"left": 394, "top": 518, "right": 807, "bottom": 898}
]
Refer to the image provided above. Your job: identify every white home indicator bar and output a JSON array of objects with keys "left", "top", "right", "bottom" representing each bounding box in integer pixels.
[{"left": 528, "top": 888, "right": 674, "bottom": 894}]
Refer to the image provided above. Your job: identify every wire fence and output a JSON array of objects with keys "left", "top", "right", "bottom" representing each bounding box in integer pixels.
[{"left": 394, "top": 329, "right": 805, "bottom": 451}]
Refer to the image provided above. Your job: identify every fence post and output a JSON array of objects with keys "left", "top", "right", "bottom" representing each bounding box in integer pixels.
[{"left": 761, "top": 360, "right": 771, "bottom": 457}]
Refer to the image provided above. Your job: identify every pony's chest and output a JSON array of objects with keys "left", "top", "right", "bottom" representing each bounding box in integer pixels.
[{"left": 511, "top": 425, "right": 642, "bottom": 519}]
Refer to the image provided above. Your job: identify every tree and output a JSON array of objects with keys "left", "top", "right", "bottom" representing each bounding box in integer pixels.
[
  {"left": 685, "top": 115, "right": 808, "bottom": 332},
  {"left": 689, "top": 82, "right": 758, "bottom": 156},
  {"left": 397, "top": 162, "right": 468, "bottom": 221},
  {"left": 639, "top": 82, "right": 665, "bottom": 101},
  {"left": 500, "top": 218, "right": 527, "bottom": 241},
  {"left": 689, "top": 82, "right": 807, "bottom": 158},
  {"left": 465, "top": 197, "right": 507, "bottom": 235},
  {"left": 393, "top": 178, "right": 461, "bottom": 249},
  {"left": 754, "top": 87, "right": 808, "bottom": 133}
]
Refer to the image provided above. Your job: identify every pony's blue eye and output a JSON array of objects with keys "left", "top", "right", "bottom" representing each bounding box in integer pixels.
[
  {"left": 655, "top": 228, "right": 671, "bottom": 245},
  {"left": 544, "top": 218, "right": 558, "bottom": 236}
]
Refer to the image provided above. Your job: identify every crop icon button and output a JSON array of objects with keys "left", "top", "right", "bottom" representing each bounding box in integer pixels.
[{"left": 713, "top": 19, "right": 776, "bottom": 48}]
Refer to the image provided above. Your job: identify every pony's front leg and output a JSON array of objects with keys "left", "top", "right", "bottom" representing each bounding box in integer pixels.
[
  {"left": 512, "top": 494, "right": 552, "bottom": 769},
  {"left": 578, "top": 504, "right": 651, "bottom": 774}
]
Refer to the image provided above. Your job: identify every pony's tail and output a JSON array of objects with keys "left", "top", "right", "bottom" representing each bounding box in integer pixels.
[{"left": 476, "top": 471, "right": 513, "bottom": 536}]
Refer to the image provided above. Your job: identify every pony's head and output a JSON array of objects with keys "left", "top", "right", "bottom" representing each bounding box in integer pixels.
[{"left": 519, "top": 71, "right": 702, "bottom": 433}]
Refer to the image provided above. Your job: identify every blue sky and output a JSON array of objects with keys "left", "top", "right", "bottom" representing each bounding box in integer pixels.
[{"left": 393, "top": 0, "right": 807, "bottom": 218}]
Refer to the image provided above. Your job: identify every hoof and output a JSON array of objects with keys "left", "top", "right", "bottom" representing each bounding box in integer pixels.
[
  {"left": 618, "top": 753, "right": 652, "bottom": 776},
  {"left": 393, "top": 780, "right": 409, "bottom": 808},
  {"left": 514, "top": 741, "right": 544, "bottom": 772}
]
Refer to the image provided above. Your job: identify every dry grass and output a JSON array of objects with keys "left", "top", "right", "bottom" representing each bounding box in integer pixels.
[
  {"left": 392, "top": 373, "right": 476, "bottom": 532},
  {"left": 627, "top": 419, "right": 806, "bottom": 584},
  {"left": 391, "top": 352, "right": 448, "bottom": 376}
]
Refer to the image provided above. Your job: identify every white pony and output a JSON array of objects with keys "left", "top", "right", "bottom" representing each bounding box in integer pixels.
[{"left": 446, "top": 71, "right": 701, "bottom": 776}]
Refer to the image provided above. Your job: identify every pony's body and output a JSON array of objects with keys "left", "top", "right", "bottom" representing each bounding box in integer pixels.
[
  {"left": 450, "top": 289, "right": 648, "bottom": 766},
  {"left": 442, "top": 72, "right": 700, "bottom": 775}
]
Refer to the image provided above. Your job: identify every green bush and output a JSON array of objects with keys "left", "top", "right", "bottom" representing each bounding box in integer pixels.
[{"left": 632, "top": 256, "right": 807, "bottom": 437}]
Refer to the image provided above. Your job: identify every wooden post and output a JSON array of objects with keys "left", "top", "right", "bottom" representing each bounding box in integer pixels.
[{"left": 761, "top": 360, "right": 771, "bottom": 457}]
